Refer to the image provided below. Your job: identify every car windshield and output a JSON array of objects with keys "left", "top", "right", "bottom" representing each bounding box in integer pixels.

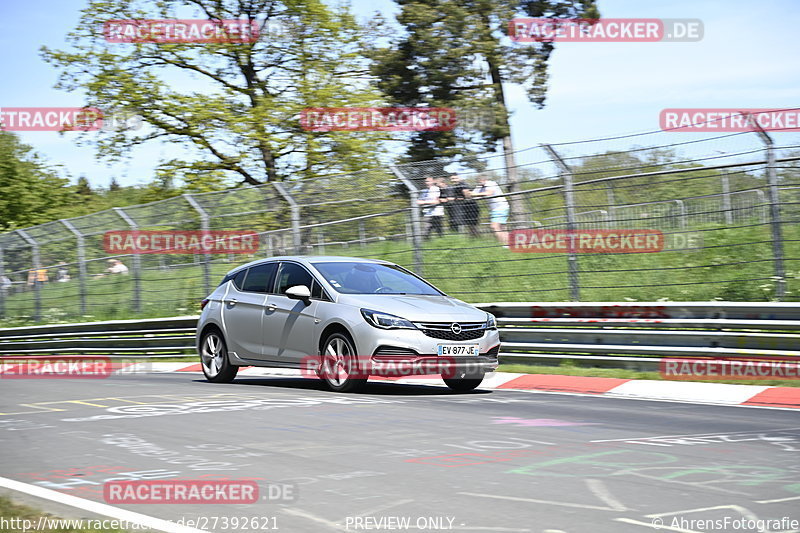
[{"left": 311, "top": 262, "right": 442, "bottom": 295}]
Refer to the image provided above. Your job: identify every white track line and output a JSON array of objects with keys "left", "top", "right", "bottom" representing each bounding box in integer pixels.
[{"left": 0, "top": 476, "right": 207, "bottom": 533}]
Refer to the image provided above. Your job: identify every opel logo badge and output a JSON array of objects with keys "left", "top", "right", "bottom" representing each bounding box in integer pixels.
[{"left": 450, "top": 323, "right": 462, "bottom": 335}]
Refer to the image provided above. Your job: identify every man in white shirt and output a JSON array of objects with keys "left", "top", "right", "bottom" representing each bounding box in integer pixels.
[
  {"left": 107, "top": 259, "right": 129, "bottom": 274},
  {"left": 472, "top": 176, "right": 509, "bottom": 246},
  {"left": 418, "top": 176, "right": 445, "bottom": 239}
]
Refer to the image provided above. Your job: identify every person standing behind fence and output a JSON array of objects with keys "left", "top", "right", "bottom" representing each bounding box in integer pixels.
[
  {"left": 107, "top": 259, "right": 129, "bottom": 274},
  {"left": 451, "top": 175, "right": 481, "bottom": 237},
  {"left": 438, "top": 177, "right": 460, "bottom": 232},
  {"left": 472, "top": 176, "right": 509, "bottom": 246},
  {"left": 418, "top": 176, "right": 444, "bottom": 239},
  {"left": 0, "top": 274, "right": 11, "bottom": 295},
  {"left": 27, "top": 268, "right": 48, "bottom": 288}
]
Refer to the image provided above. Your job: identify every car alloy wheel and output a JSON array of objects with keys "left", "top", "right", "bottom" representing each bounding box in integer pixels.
[
  {"left": 200, "top": 330, "right": 238, "bottom": 383},
  {"left": 320, "top": 332, "right": 366, "bottom": 392}
]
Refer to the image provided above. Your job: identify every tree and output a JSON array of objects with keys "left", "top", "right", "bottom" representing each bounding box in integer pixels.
[
  {"left": 370, "top": 0, "right": 599, "bottom": 219},
  {"left": 42, "top": 0, "right": 387, "bottom": 186},
  {"left": 0, "top": 131, "right": 72, "bottom": 231}
]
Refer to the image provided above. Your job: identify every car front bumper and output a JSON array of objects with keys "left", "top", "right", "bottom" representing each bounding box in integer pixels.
[{"left": 346, "top": 321, "right": 501, "bottom": 377}]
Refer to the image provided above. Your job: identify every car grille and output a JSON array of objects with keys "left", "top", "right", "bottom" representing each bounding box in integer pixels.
[{"left": 415, "top": 321, "right": 486, "bottom": 342}]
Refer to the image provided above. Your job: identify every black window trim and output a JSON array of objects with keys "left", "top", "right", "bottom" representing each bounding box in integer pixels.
[{"left": 276, "top": 261, "right": 331, "bottom": 302}]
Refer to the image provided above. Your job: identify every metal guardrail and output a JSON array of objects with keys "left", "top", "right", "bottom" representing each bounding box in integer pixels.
[
  {"left": 0, "top": 316, "right": 197, "bottom": 357},
  {"left": 479, "top": 302, "right": 800, "bottom": 371},
  {"left": 1, "top": 304, "right": 798, "bottom": 372}
]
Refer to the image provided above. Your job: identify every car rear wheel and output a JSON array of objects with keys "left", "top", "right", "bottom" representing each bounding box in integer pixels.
[
  {"left": 443, "top": 371, "right": 485, "bottom": 392},
  {"left": 200, "top": 330, "right": 238, "bottom": 383},
  {"left": 320, "top": 332, "right": 367, "bottom": 393}
]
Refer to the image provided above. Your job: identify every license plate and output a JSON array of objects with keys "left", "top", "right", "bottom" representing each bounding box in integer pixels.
[{"left": 437, "top": 344, "right": 480, "bottom": 356}]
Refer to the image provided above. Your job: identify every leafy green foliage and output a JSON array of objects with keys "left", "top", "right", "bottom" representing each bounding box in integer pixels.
[
  {"left": 41, "top": 0, "right": 388, "bottom": 186},
  {"left": 0, "top": 132, "right": 72, "bottom": 231}
]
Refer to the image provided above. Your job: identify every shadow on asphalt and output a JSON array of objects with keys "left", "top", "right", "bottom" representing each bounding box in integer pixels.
[{"left": 194, "top": 377, "right": 492, "bottom": 396}]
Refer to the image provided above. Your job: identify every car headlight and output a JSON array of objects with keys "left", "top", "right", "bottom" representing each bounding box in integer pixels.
[
  {"left": 361, "top": 309, "right": 417, "bottom": 329},
  {"left": 485, "top": 313, "right": 497, "bottom": 330}
]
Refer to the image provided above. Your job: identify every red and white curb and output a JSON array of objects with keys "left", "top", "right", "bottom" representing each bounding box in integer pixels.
[
  {"left": 162, "top": 363, "right": 800, "bottom": 410},
  {"left": 2, "top": 362, "right": 798, "bottom": 410}
]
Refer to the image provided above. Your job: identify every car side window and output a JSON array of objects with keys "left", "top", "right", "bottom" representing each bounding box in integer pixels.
[
  {"left": 241, "top": 263, "right": 278, "bottom": 293},
  {"left": 276, "top": 262, "right": 314, "bottom": 295},
  {"left": 231, "top": 269, "right": 247, "bottom": 290}
]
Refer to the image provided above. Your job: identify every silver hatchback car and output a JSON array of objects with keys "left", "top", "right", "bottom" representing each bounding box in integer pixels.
[{"left": 197, "top": 256, "right": 500, "bottom": 392}]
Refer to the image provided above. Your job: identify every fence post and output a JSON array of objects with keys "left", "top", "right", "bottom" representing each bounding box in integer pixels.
[
  {"left": 317, "top": 230, "right": 325, "bottom": 254},
  {"left": 60, "top": 219, "right": 87, "bottom": 316},
  {"left": 721, "top": 172, "right": 733, "bottom": 224},
  {"left": 16, "top": 229, "right": 41, "bottom": 321},
  {"left": 273, "top": 182, "right": 301, "bottom": 254},
  {"left": 750, "top": 121, "right": 786, "bottom": 300},
  {"left": 0, "top": 244, "right": 5, "bottom": 319},
  {"left": 183, "top": 194, "right": 211, "bottom": 296},
  {"left": 675, "top": 200, "right": 687, "bottom": 230},
  {"left": 389, "top": 164, "right": 424, "bottom": 275},
  {"left": 542, "top": 144, "right": 580, "bottom": 301},
  {"left": 113, "top": 207, "right": 142, "bottom": 313}
]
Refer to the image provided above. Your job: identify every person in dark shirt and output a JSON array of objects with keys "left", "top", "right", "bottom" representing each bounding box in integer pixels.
[
  {"left": 450, "top": 175, "right": 480, "bottom": 237},
  {"left": 438, "top": 177, "right": 459, "bottom": 233}
]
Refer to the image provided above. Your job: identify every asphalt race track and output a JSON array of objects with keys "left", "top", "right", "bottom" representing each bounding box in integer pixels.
[{"left": 2, "top": 372, "right": 799, "bottom": 533}]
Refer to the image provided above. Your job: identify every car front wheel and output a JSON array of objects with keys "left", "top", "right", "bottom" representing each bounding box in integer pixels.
[
  {"left": 320, "top": 332, "right": 367, "bottom": 393},
  {"left": 200, "top": 329, "right": 239, "bottom": 383}
]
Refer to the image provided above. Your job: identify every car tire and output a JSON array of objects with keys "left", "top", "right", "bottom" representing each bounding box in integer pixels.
[
  {"left": 319, "top": 332, "right": 367, "bottom": 393},
  {"left": 443, "top": 372, "right": 485, "bottom": 392},
  {"left": 200, "top": 329, "right": 238, "bottom": 383}
]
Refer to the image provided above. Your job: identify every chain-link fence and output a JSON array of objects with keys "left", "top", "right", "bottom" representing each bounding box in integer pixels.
[{"left": 1, "top": 117, "right": 799, "bottom": 322}]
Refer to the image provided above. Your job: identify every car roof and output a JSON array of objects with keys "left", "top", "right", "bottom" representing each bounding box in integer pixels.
[{"left": 223, "top": 256, "right": 392, "bottom": 277}]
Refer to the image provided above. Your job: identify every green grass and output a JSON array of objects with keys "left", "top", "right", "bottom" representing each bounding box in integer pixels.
[
  {"left": 0, "top": 495, "right": 128, "bottom": 532},
  {"left": 1, "top": 221, "right": 798, "bottom": 327}
]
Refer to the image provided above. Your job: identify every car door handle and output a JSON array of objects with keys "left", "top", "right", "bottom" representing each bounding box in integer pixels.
[
  {"left": 266, "top": 303, "right": 277, "bottom": 312},
  {"left": 227, "top": 298, "right": 237, "bottom": 306}
]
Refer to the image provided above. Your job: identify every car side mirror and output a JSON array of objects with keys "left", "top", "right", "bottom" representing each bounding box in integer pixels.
[{"left": 285, "top": 285, "right": 311, "bottom": 303}]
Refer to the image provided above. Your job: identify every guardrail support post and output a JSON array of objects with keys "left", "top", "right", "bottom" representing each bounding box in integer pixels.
[
  {"left": 113, "top": 207, "right": 142, "bottom": 313},
  {"left": 542, "top": 144, "right": 580, "bottom": 301},
  {"left": 16, "top": 229, "right": 41, "bottom": 321},
  {"left": 183, "top": 194, "right": 212, "bottom": 296},
  {"left": 273, "top": 182, "right": 302, "bottom": 255},
  {"left": 390, "top": 164, "right": 424, "bottom": 275},
  {"left": 60, "top": 219, "right": 88, "bottom": 316},
  {"left": 751, "top": 116, "right": 786, "bottom": 300}
]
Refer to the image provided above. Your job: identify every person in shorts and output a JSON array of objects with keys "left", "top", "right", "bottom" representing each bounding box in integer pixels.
[{"left": 472, "top": 176, "right": 509, "bottom": 246}]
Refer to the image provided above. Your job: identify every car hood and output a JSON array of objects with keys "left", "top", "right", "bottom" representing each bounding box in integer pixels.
[{"left": 336, "top": 293, "right": 487, "bottom": 322}]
